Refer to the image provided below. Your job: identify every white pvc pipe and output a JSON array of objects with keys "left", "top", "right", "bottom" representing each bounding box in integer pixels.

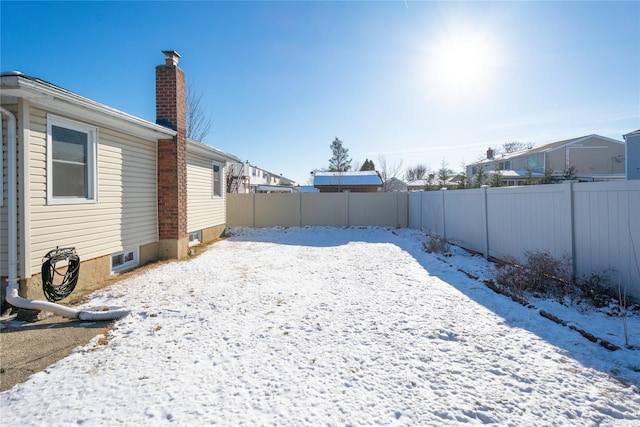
[
  {"left": 1, "top": 106, "right": 128, "bottom": 321},
  {"left": 2, "top": 106, "right": 19, "bottom": 292}
]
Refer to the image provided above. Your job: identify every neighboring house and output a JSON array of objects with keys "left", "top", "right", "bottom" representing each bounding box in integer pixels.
[
  {"left": 384, "top": 177, "right": 407, "bottom": 192},
  {"left": 467, "top": 134, "right": 626, "bottom": 186},
  {"left": 446, "top": 174, "right": 467, "bottom": 189},
  {"left": 406, "top": 179, "right": 431, "bottom": 191},
  {"left": 623, "top": 130, "right": 640, "bottom": 180},
  {"left": 297, "top": 185, "right": 320, "bottom": 193},
  {"left": 313, "top": 171, "right": 383, "bottom": 192},
  {"left": 227, "top": 161, "right": 295, "bottom": 193},
  {"left": 0, "top": 50, "right": 240, "bottom": 302},
  {"left": 406, "top": 175, "right": 463, "bottom": 191}
]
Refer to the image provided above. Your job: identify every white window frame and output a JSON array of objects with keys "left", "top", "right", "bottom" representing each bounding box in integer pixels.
[
  {"left": 111, "top": 248, "right": 138, "bottom": 273},
  {"left": 498, "top": 161, "right": 511, "bottom": 170},
  {"left": 212, "top": 161, "right": 223, "bottom": 198},
  {"left": 46, "top": 114, "right": 98, "bottom": 205}
]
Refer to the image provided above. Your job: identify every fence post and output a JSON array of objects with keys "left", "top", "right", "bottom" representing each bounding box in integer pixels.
[
  {"left": 565, "top": 182, "right": 576, "bottom": 277},
  {"left": 441, "top": 188, "right": 447, "bottom": 240},
  {"left": 346, "top": 191, "right": 350, "bottom": 227},
  {"left": 482, "top": 185, "right": 489, "bottom": 259},
  {"left": 420, "top": 191, "right": 424, "bottom": 231},
  {"left": 252, "top": 193, "right": 256, "bottom": 227}
]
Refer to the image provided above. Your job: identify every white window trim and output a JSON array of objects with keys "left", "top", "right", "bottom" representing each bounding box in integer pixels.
[
  {"left": 212, "top": 161, "right": 223, "bottom": 198},
  {"left": 46, "top": 114, "right": 98, "bottom": 205},
  {"left": 111, "top": 248, "right": 138, "bottom": 274}
]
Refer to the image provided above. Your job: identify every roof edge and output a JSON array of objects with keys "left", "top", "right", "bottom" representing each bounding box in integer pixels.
[{"left": 1, "top": 73, "right": 176, "bottom": 138}]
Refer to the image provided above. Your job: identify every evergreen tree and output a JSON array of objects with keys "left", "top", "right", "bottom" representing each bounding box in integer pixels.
[
  {"left": 489, "top": 166, "right": 504, "bottom": 187},
  {"left": 360, "top": 159, "right": 376, "bottom": 171},
  {"left": 457, "top": 162, "right": 468, "bottom": 189},
  {"left": 437, "top": 159, "right": 453, "bottom": 187},
  {"left": 474, "top": 165, "right": 488, "bottom": 187},
  {"left": 524, "top": 166, "right": 535, "bottom": 185},
  {"left": 562, "top": 165, "right": 578, "bottom": 180},
  {"left": 539, "top": 166, "right": 557, "bottom": 184},
  {"left": 328, "top": 137, "right": 352, "bottom": 172}
]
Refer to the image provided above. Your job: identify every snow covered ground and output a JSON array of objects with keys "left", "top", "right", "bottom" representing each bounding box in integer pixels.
[{"left": 1, "top": 227, "right": 639, "bottom": 425}]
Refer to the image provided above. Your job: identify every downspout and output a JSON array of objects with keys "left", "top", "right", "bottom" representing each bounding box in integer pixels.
[{"left": 1, "top": 106, "right": 128, "bottom": 321}]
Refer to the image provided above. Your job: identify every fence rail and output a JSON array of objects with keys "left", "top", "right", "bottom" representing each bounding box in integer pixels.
[
  {"left": 226, "top": 181, "right": 640, "bottom": 299},
  {"left": 409, "top": 181, "right": 640, "bottom": 299},
  {"left": 227, "top": 192, "right": 408, "bottom": 229}
]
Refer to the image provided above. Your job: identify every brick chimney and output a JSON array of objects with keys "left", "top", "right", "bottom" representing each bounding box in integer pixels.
[
  {"left": 487, "top": 147, "right": 494, "bottom": 160},
  {"left": 156, "top": 50, "right": 188, "bottom": 259}
]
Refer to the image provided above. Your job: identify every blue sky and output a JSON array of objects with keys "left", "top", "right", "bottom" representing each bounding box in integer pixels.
[{"left": 2, "top": 1, "right": 638, "bottom": 184}]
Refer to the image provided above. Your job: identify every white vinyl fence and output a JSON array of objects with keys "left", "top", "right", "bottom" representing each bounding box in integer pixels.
[
  {"left": 409, "top": 181, "right": 640, "bottom": 299},
  {"left": 225, "top": 182, "right": 639, "bottom": 299},
  {"left": 227, "top": 192, "right": 408, "bottom": 229}
]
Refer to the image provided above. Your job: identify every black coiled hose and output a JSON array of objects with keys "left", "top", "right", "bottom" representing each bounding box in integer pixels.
[{"left": 41, "top": 247, "right": 80, "bottom": 302}]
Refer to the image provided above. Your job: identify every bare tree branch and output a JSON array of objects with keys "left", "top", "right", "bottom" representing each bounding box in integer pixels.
[
  {"left": 378, "top": 155, "right": 403, "bottom": 192},
  {"left": 502, "top": 141, "right": 534, "bottom": 153},
  {"left": 405, "top": 164, "right": 428, "bottom": 181},
  {"left": 186, "top": 82, "right": 213, "bottom": 142}
]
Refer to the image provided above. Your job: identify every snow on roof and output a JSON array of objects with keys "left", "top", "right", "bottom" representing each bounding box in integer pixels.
[
  {"left": 313, "top": 171, "right": 383, "bottom": 186},
  {"left": 255, "top": 185, "right": 293, "bottom": 193},
  {"left": 475, "top": 134, "right": 623, "bottom": 165},
  {"left": 491, "top": 169, "right": 543, "bottom": 178}
]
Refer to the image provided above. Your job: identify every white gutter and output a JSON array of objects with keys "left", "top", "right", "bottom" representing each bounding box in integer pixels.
[
  {"left": 1, "top": 106, "right": 128, "bottom": 321},
  {"left": 1, "top": 73, "right": 176, "bottom": 141}
]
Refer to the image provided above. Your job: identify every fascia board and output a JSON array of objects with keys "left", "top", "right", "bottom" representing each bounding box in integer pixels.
[
  {"left": 187, "top": 138, "right": 241, "bottom": 163},
  {"left": 2, "top": 75, "right": 176, "bottom": 141}
]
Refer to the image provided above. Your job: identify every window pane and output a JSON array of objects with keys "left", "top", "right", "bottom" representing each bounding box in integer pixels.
[
  {"left": 52, "top": 126, "right": 87, "bottom": 163},
  {"left": 112, "top": 254, "right": 124, "bottom": 267},
  {"left": 213, "top": 164, "right": 221, "bottom": 196},
  {"left": 53, "top": 162, "right": 87, "bottom": 197},
  {"left": 52, "top": 125, "right": 89, "bottom": 198}
]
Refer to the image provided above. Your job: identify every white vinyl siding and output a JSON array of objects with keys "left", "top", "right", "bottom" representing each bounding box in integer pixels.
[
  {"left": 28, "top": 108, "right": 157, "bottom": 275},
  {"left": 187, "top": 152, "right": 226, "bottom": 233}
]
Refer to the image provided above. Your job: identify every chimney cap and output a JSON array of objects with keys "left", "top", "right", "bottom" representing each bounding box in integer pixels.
[{"left": 162, "top": 50, "right": 181, "bottom": 66}]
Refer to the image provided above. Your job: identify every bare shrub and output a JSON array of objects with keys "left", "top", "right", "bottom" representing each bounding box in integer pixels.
[
  {"left": 575, "top": 271, "right": 616, "bottom": 308},
  {"left": 493, "top": 251, "right": 574, "bottom": 300},
  {"left": 493, "top": 250, "right": 631, "bottom": 311},
  {"left": 524, "top": 251, "right": 574, "bottom": 298},
  {"left": 422, "top": 233, "right": 450, "bottom": 255},
  {"left": 493, "top": 258, "right": 529, "bottom": 300}
]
